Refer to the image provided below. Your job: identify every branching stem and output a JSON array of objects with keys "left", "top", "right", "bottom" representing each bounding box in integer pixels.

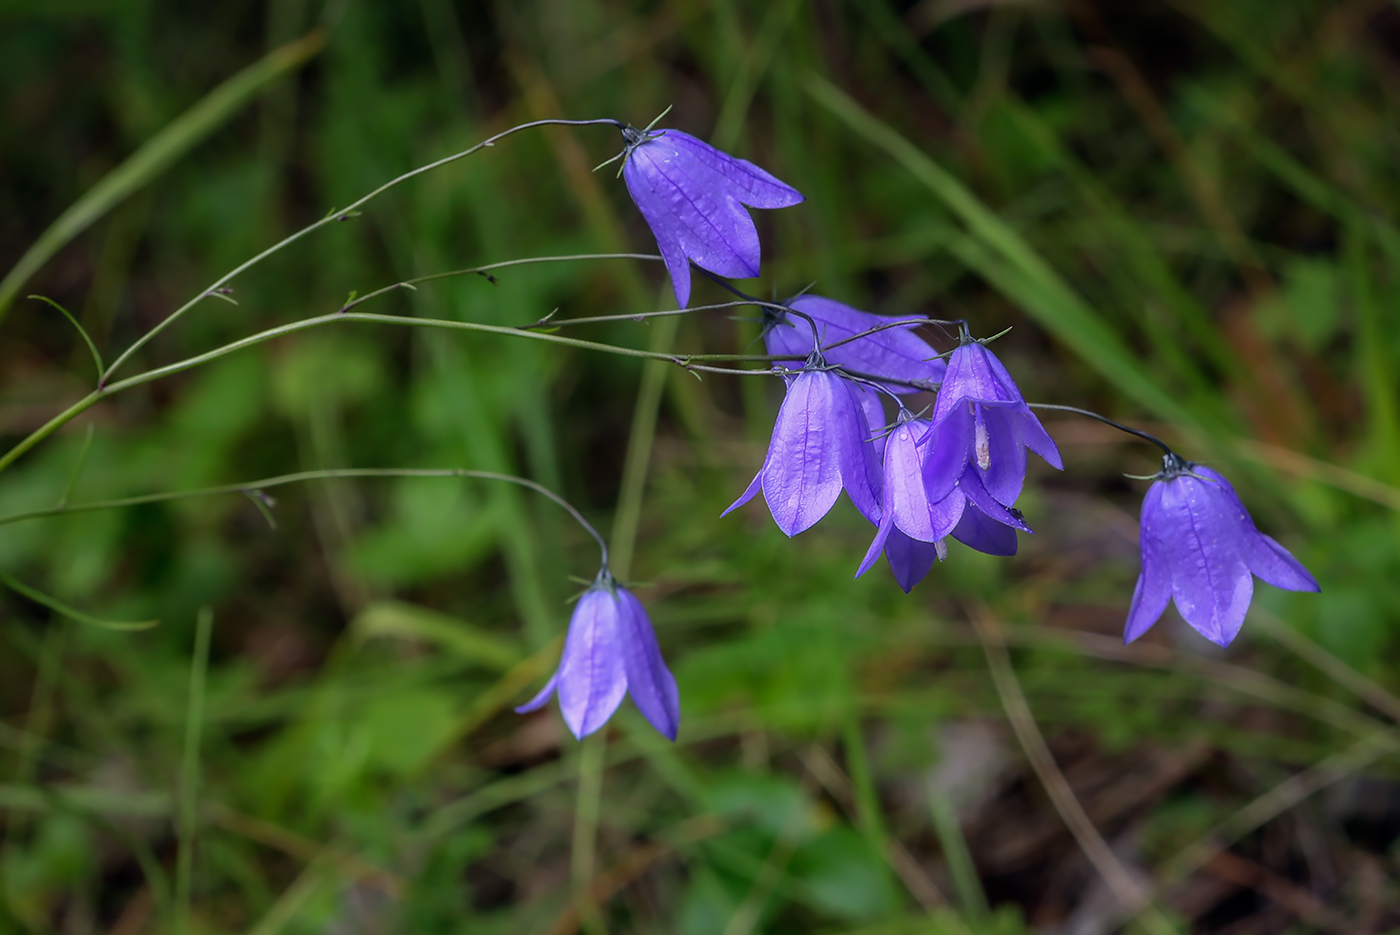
[{"left": 101, "top": 117, "right": 626, "bottom": 382}]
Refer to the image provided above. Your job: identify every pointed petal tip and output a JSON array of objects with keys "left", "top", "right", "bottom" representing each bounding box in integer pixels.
[
  {"left": 854, "top": 544, "right": 882, "bottom": 579},
  {"left": 1202, "top": 630, "right": 1236, "bottom": 649},
  {"left": 514, "top": 672, "right": 559, "bottom": 714},
  {"left": 615, "top": 588, "right": 682, "bottom": 743},
  {"left": 646, "top": 713, "right": 680, "bottom": 742},
  {"left": 722, "top": 471, "right": 764, "bottom": 519},
  {"left": 772, "top": 516, "right": 804, "bottom": 538}
]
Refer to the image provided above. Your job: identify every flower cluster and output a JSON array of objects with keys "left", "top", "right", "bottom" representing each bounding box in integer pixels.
[
  {"left": 729, "top": 322, "right": 1062, "bottom": 592},
  {"left": 516, "top": 117, "right": 1320, "bottom": 744}
]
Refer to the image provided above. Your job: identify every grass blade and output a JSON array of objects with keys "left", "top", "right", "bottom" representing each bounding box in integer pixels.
[
  {"left": 175, "top": 607, "right": 213, "bottom": 935},
  {"left": 804, "top": 73, "right": 1195, "bottom": 427}
]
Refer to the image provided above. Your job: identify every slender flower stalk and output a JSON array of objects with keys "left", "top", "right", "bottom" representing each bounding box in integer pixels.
[{"left": 103, "top": 117, "right": 629, "bottom": 383}]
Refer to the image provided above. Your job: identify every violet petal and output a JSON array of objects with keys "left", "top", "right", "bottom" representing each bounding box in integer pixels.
[
  {"left": 1124, "top": 483, "right": 1172, "bottom": 644},
  {"left": 950, "top": 506, "right": 1019, "bottom": 556},
  {"left": 1159, "top": 474, "right": 1254, "bottom": 647},
  {"left": 555, "top": 589, "right": 629, "bottom": 739},
  {"left": 615, "top": 588, "right": 680, "bottom": 741},
  {"left": 622, "top": 129, "right": 802, "bottom": 308},
  {"left": 884, "top": 528, "right": 943, "bottom": 593}
]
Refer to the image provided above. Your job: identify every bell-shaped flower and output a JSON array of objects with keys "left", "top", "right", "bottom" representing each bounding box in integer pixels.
[
  {"left": 1126, "top": 457, "right": 1319, "bottom": 647},
  {"left": 763, "top": 295, "right": 946, "bottom": 392},
  {"left": 724, "top": 365, "right": 879, "bottom": 535},
  {"left": 925, "top": 340, "right": 1062, "bottom": 508},
  {"left": 517, "top": 572, "right": 680, "bottom": 740},
  {"left": 856, "top": 416, "right": 961, "bottom": 578},
  {"left": 621, "top": 126, "right": 803, "bottom": 308}
]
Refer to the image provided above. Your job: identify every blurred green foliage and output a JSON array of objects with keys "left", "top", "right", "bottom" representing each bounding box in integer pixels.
[{"left": 2, "top": 0, "right": 1400, "bottom": 932}]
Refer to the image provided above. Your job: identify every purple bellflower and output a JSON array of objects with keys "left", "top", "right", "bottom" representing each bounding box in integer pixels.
[
  {"left": 924, "top": 338, "right": 1063, "bottom": 508},
  {"left": 847, "top": 391, "right": 950, "bottom": 593},
  {"left": 517, "top": 571, "right": 680, "bottom": 740},
  {"left": 620, "top": 126, "right": 803, "bottom": 308},
  {"left": 724, "top": 364, "right": 879, "bottom": 536},
  {"left": 854, "top": 413, "right": 1031, "bottom": 589},
  {"left": 763, "top": 295, "right": 947, "bottom": 392},
  {"left": 856, "top": 416, "right": 960, "bottom": 578},
  {"left": 1126, "top": 456, "right": 1319, "bottom": 647}
]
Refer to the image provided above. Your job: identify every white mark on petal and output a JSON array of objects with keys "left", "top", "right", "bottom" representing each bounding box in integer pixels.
[{"left": 974, "top": 409, "right": 991, "bottom": 472}]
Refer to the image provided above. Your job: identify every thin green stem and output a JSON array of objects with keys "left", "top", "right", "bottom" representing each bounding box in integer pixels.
[
  {"left": 569, "top": 302, "right": 682, "bottom": 935},
  {"left": 0, "top": 467, "right": 608, "bottom": 569},
  {"left": 57, "top": 423, "right": 95, "bottom": 508},
  {"left": 840, "top": 715, "right": 899, "bottom": 901},
  {"left": 102, "top": 311, "right": 797, "bottom": 394},
  {"left": 0, "top": 392, "right": 102, "bottom": 477},
  {"left": 928, "top": 789, "right": 988, "bottom": 918},
  {"left": 2, "top": 289, "right": 946, "bottom": 477},
  {"left": 339, "top": 252, "right": 662, "bottom": 315},
  {"left": 572, "top": 733, "right": 608, "bottom": 935},
  {"left": 0, "top": 315, "right": 770, "bottom": 477},
  {"left": 102, "top": 117, "right": 625, "bottom": 382},
  {"left": 1026, "top": 401, "right": 1175, "bottom": 456},
  {"left": 175, "top": 607, "right": 212, "bottom": 935}
]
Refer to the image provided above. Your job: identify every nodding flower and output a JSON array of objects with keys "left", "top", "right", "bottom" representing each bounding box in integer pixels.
[
  {"left": 1126, "top": 456, "right": 1318, "bottom": 647},
  {"left": 517, "top": 570, "right": 680, "bottom": 740},
  {"left": 724, "top": 365, "right": 880, "bottom": 537},
  {"left": 619, "top": 125, "right": 803, "bottom": 308},
  {"left": 923, "top": 338, "right": 1062, "bottom": 510}
]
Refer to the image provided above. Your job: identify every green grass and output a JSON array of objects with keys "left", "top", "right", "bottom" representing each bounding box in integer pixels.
[{"left": 2, "top": 1, "right": 1400, "bottom": 932}]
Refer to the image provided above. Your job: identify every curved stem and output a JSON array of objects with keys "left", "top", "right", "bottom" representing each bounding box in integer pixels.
[
  {"left": 100, "top": 311, "right": 802, "bottom": 394},
  {"left": 341, "top": 252, "right": 662, "bottom": 316},
  {"left": 1026, "top": 402, "right": 1175, "bottom": 456},
  {"left": 0, "top": 467, "right": 609, "bottom": 568},
  {"left": 102, "top": 117, "right": 627, "bottom": 382},
  {"left": 520, "top": 298, "right": 777, "bottom": 331},
  {"left": 3, "top": 300, "right": 957, "bottom": 478},
  {"left": 692, "top": 268, "right": 823, "bottom": 349},
  {"left": 0, "top": 308, "right": 813, "bottom": 479},
  {"left": 832, "top": 366, "right": 939, "bottom": 393}
]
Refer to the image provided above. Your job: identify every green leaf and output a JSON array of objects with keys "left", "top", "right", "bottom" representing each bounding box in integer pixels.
[{"left": 0, "top": 573, "right": 158, "bottom": 631}]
